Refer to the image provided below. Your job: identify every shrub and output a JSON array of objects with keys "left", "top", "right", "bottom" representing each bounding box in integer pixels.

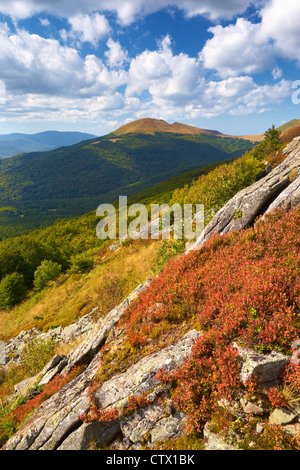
[
  {"left": 119, "top": 207, "right": 300, "bottom": 434},
  {"left": 69, "top": 253, "right": 94, "bottom": 273},
  {"left": 0, "top": 272, "right": 26, "bottom": 309},
  {"left": 20, "top": 338, "right": 56, "bottom": 377},
  {"left": 33, "top": 260, "right": 62, "bottom": 291},
  {"left": 152, "top": 239, "right": 186, "bottom": 274}
]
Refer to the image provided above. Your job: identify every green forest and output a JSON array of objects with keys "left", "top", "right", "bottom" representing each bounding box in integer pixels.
[{"left": 0, "top": 131, "right": 256, "bottom": 239}]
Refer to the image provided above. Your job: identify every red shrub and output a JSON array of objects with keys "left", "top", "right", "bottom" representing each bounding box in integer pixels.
[{"left": 120, "top": 207, "right": 300, "bottom": 432}]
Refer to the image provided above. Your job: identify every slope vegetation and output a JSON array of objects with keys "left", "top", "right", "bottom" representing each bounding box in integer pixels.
[{"left": 0, "top": 119, "right": 257, "bottom": 238}]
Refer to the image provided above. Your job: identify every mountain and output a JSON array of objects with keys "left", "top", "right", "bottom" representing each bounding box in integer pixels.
[
  {"left": 0, "top": 131, "right": 97, "bottom": 159},
  {"left": 0, "top": 132, "right": 299, "bottom": 451},
  {"left": 277, "top": 119, "right": 300, "bottom": 133},
  {"left": 0, "top": 118, "right": 259, "bottom": 238},
  {"left": 114, "top": 117, "right": 264, "bottom": 142}
]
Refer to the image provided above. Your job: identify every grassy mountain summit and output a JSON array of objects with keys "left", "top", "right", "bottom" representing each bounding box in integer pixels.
[
  {"left": 114, "top": 117, "right": 264, "bottom": 141},
  {"left": 113, "top": 117, "right": 224, "bottom": 137},
  {"left": 0, "top": 118, "right": 258, "bottom": 239}
]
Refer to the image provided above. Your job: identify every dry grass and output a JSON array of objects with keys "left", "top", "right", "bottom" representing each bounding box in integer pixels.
[{"left": 0, "top": 239, "right": 159, "bottom": 341}]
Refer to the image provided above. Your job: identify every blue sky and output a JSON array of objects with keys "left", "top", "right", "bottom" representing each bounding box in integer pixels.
[{"left": 0, "top": 0, "right": 299, "bottom": 136}]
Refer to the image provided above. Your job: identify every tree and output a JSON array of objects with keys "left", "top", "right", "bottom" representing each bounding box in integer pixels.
[
  {"left": 264, "top": 124, "right": 282, "bottom": 152},
  {"left": 33, "top": 260, "right": 62, "bottom": 291},
  {"left": 0, "top": 272, "right": 26, "bottom": 309}
]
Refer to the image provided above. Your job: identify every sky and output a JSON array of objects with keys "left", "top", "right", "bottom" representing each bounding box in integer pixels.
[{"left": 0, "top": 0, "right": 299, "bottom": 137}]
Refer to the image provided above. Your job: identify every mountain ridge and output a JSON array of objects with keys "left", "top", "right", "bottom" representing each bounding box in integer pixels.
[
  {"left": 0, "top": 130, "right": 97, "bottom": 159},
  {"left": 113, "top": 117, "right": 264, "bottom": 142}
]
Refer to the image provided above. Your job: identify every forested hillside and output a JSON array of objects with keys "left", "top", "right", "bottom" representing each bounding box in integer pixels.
[{"left": 0, "top": 122, "right": 257, "bottom": 239}]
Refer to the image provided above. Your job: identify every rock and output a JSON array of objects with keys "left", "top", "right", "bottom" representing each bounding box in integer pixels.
[
  {"left": 240, "top": 398, "right": 265, "bottom": 415},
  {"left": 0, "top": 340, "right": 6, "bottom": 365},
  {"left": 269, "top": 408, "right": 297, "bottom": 426},
  {"left": 60, "top": 281, "right": 150, "bottom": 376},
  {"left": 14, "top": 376, "right": 38, "bottom": 397},
  {"left": 203, "top": 423, "right": 240, "bottom": 451},
  {"left": 149, "top": 412, "right": 186, "bottom": 444},
  {"left": 3, "top": 329, "right": 201, "bottom": 450},
  {"left": 188, "top": 137, "right": 300, "bottom": 252},
  {"left": 232, "top": 343, "right": 289, "bottom": 385},
  {"left": 38, "top": 355, "right": 68, "bottom": 387},
  {"left": 283, "top": 423, "right": 300, "bottom": 436},
  {"left": 57, "top": 420, "right": 121, "bottom": 451},
  {"left": 120, "top": 401, "right": 167, "bottom": 443},
  {"left": 94, "top": 330, "right": 202, "bottom": 411},
  {"left": 3, "top": 311, "right": 97, "bottom": 368},
  {"left": 256, "top": 423, "right": 265, "bottom": 434},
  {"left": 263, "top": 175, "right": 300, "bottom": 215}
]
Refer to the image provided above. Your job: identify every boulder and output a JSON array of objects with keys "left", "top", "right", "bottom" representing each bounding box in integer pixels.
[
  {"left": 269, "top": 408, "right": 297, "bottom": 426},
  {"left": 3, "top": 329, "right": 201, "bottom": 450},
  {"left": 232, "top": 343, "right": 289, "bottom": 385},
  {"left": 188, "top": 137, "right": 300, "bottom": 252}
]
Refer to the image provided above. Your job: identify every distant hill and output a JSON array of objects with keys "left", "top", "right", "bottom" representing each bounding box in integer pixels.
[
  {"left": 114, "top": 118, "right": 264, "bottom": 142},
  {"left": 0, "top": 118, "right": 259, "bottom": 238},
  {"left": 277, "top": 119, "right": 300, "bottom": 133},
  {"left": 0, "top": 131, "right": 97, "bottom": 159}
]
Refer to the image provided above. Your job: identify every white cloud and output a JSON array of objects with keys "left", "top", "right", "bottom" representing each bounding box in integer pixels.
[
  {"left": 258, "top": 0, "right": 300, "bottom": 65},
  {"left": 0, "top": 23, "right": 125, "bottom": 97},
  {"left": 127, "top": 35, "right": 203, "bottom": 106},
  {"left": 0, "top": 0, "right": 257, "bottom": 23},
  {"left": 105, "top": 38, "right": 128, "bottom": 67},
  {"left": 272, "top": 66, "right": 283, "bottom": 80},
  {"left": 200, "top": 0, "right": 300, "bottom": 78},
  {"left": 200, "top": 18, "right": 275, "bottom": 77},
  {"left": 39, "top": 18, "right": 50, "bottom": 27},
  {"left": 68, "top": 13, "right": 110, "bottom": 45}
]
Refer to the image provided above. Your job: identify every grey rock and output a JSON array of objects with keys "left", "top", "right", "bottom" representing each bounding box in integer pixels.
[
  {"left": 282, "top": 423, "right": 300, "bottom": 436},
  {"left": 57, "top": 420, "right": 121, "bottom": 450},
  {"left": 240, "top": 398, "right": 264, "bottom": 415},
  {"left": 120, "top": 401, "right": 166, "bottom": 443},
  {"left": 203, "top": 423, "right": 240, "bottom": 451},
  {"left": 60, "top": 282, "right": 150, "bottom": 376},
  {"left": 94, "top": 329, "right": 202, "bottom": 411},
  {"left": 14, "top": 376, "right": 38, "bottom": 397},
  {"left": 3, "top": 322, "right": 200, "bottom": 450},
  {"left": 0, "top": 340, "right": 6, "bottom": 365},
  {"left": 188, "top": 137, "right": 300, "bottom": 252},
  {"left": 150, "top": 412, "right": 186, "bottom": 444},
  {"left": 269, "top": 408, "right": 297, "bottom": 426},
  {"left": 264, "top": 175, "right": 300, "bottom": 215},
  {"left": 232, "top": 343, "right": 289, "bottom": 385}
]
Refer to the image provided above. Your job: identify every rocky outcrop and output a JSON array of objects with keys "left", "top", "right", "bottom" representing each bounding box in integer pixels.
[
  {"left": 3, "top": 302, "right": 201, "bottom": 451},
  {"left": 232, "top": 343, "right": 289, "bottom": 386},
  {"left": 3, "top": 309, "right": 98, "bottom": 367},
  {"left": 188, "top": 136, "right": 300, "bottom": 251}
]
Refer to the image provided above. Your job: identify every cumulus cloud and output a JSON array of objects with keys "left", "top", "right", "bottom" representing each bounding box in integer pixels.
[
  {"left": 126, "top": 35, "right": 291, "bottom": 120},
  {"left": 200, "top": 18, "right": 275, "bottom": 77},
  {"left": 258, "top": 0, "right": 300, "bottom": 65},
  {"left": 127, "top": 35, "right": 204, "bottom": 106},
  {"left": 0, "top": 0, "right": 257, "bottom": 23},
  {"left": 200, "top": 0, "right": 300, "bottom": 77},
  {"left": 68, "top": 13, "right": 110, "bottom": 45},
  {"left": 0, "top": 23, "right": 125, "bottom": 97},
  {"left": 105, "top": 38, "right": 128, "bottom": 67}
]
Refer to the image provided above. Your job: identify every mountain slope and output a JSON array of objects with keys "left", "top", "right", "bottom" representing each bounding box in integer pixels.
[
  {"left": 0, "top": 131, "right": 97, "bottom": 159},
  {"left": 277, "top": 119, "right": 300, "bottom": 133},
  {"left": 1, "top": 136, "right": 299, "bottom": 451},
  {"left": 0, "top": 119, "right": 257, "bottom": 238}
]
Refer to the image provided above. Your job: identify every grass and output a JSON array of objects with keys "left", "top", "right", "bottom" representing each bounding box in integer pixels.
[{"left": 0, "top": 238, "right": 160, "bottom": 341}]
